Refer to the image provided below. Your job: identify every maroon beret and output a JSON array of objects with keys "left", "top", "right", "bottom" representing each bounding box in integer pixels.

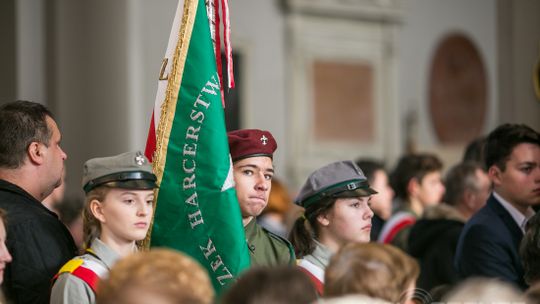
[{"left": 227, "top": 129, "right": 277, "bottom": 162}]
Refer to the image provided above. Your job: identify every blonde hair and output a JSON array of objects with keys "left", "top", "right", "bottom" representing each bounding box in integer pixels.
[
  {"left": 443, "top": 278, "right": 525, "bottom": 303},
  {"left": 97, "top": 249, "right": 214, "bottom": 304},
  {"left": 325, "top": 243, "right": 419, "bottom": 303},
  {"left": 82, "top": 186, "right": 111, "bottom": 249}
]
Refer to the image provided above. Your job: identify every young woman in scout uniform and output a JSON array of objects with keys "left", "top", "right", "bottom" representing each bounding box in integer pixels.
[
  {"left": 289, "top": 160, "right": 376, "bottom": 296},
  {"left": 50, "top": 151, "right": 157, "bottom": 304}
]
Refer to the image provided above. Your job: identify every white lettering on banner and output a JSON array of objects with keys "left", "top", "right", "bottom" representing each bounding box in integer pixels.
[
  {"left": 183, "top": 159, "right": 196, "bottom": 173},
  {"left": 178, "top": 74, "right": 235, "bottom": 285},
  {"left": 183, "top": 143, "right": 197, "bottom": 156},
  {"left": 199, "top": 239, "right": 234, "bottom": 286},
  {"left": 200, "top": 76, "right": 220, "bottom": 96},
  {"left": 188, "top": 210, "right": 204, "bottom": 228},
  {"left": 185, "top": 126, "right": 201, "bottom": 141},
  {"left": 183, "top": 174, "right": 196, "bottom": 189},
  {"left": 185, "top": 192, "right": 198, "bottom": 207}
]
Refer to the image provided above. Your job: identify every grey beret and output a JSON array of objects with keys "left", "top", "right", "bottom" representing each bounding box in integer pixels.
[
  {"left": 295, "top": 160, "right": 377, "bottom": 208},
  {"left": 82, "top": 151, "right": 157, "bottom": 193}
]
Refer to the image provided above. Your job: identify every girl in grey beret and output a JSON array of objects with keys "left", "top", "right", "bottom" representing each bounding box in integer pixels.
[
  {"left": 51, "top": 151, "right": 157, "bottom": 304},
  {"left": 289, "top": 160, "right": 376, "bottom": 296}
]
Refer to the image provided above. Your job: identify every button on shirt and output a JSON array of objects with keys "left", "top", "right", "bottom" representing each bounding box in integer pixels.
[{"left": 244, "top": 218, "right": 294, "bottom": 266}]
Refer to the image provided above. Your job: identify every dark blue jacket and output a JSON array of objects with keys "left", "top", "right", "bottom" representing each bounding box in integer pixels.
[{"left": 455, "top": 194, "right": 528, "bottom": 290}]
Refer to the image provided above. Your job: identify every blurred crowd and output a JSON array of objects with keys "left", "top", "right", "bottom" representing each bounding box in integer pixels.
[{"left": 0, "top": 100, "right": 539, "bottom": 304}]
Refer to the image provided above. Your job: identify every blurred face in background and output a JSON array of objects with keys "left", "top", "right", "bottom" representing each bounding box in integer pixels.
[
  {"left": 469, "top": 169, "right": 491, "bottom": 214},
  {"left": 413, "top": 171, "right": 446, "bottom": 207},
  {"left": 369, "top": 170, "right": 394, "bottom": 220},
  {"left": 0, "top": 220, "right": 12, "bottom": 284}
]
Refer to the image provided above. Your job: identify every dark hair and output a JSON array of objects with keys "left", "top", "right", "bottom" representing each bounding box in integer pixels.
[
  {"left": 221, "top": 266, "right": 317, "bottom": 304},
  {"left": 289, "top": 197, "right": 335, "bottom": 258},
  {"left": 484, "top": 124, "right": 540, "bottom": 171},
  {"left": 463, "top": 136, "right": 487, "bottom": 170},
  {"left": 521, "top": 212, "right": 540, "bottom": 285},
  {"left": 355, "top": 159, "right": 385, "bottom": 183},
  {"left": 390, "top": 154, "right": 443, "bottom": 201},
  {"left": 444, "top": 162, "right": 485, "bottom": 206},
  {"left": 55, "top": 197, "right": 84, "bottom": 226},
  {"left": 0, "top": 100, "right": 53, "bottom": 169}
]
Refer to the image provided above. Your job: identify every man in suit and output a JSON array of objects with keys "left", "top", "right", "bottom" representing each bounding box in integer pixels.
[{"left": 455, "top": 123, "right": 540, "bottom": 290}]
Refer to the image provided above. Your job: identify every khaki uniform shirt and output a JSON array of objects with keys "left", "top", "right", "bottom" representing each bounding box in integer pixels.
[
  {"left": 244, "top": 218, "right": 295, "bottom": 266},
  {"left": 50, "top": 239, "right": 120, "bottom": 304}
]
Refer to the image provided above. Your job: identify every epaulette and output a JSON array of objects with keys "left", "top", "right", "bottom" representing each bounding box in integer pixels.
[
  {"left": 52, "top": 258, "right": 108, "bottom": 293},
  {"left": 263, "top": 228, "right": 296, "bottom": 263}
]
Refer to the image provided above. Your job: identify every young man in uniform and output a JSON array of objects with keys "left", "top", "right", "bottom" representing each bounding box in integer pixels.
[{"left": 227, "top": 129, "right": 295, "bottom": 266}]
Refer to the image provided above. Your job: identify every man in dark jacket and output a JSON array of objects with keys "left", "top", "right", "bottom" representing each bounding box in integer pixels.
[
  {"left": 408, "top": 161, "right": 490, "bottom": 292},
  {"left": 0, "top": 101, "right": 77, "bottom": 304},
  {"left": 455, "top": 124, "right": 540, "bottom": 290}
]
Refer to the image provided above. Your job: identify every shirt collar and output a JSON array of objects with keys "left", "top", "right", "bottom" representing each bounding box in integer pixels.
[
  {"left": 493, "top": 192, "right": 535, "bottom": 233},
  {"left": 0, "top": 179, "right": 60, "bottom": 218},
  {"left": 304, "top": 239, "right": 333, "bottom": 269},
  {"left": 91, "top": 238, "right": 123, "bottom": 270}
]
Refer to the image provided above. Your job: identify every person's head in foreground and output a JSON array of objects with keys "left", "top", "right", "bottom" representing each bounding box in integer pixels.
[
  {"left": 97, "top": 249, "right": 214, "bottom": 304},
  {"left": 221, "top": 265, "right": 317, "bottom": 304},
  {"left": 324, "top": 242, "right": 419, "bottom": 304},
  {"left": 442, "top": 277, "right": 525, "bottom": 304}
]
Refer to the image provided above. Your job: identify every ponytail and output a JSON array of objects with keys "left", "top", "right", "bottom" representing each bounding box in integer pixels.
[
  {"left": 289, "top": 197, "right": 336, "bottom": 258},
  {"left": 289, "top": 216, "right": 315, "bottom": 258}
]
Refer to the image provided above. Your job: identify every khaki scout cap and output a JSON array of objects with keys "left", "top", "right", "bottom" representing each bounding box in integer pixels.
[
  {"left": 82, "top": 151, "right": 157, "bottom": 193},
  {"left": 295, "top": 160, "right": 377, "bottom": 208}
]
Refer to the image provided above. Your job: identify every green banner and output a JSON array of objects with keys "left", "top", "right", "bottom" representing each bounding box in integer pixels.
[{"left": 149, "top": 0, "right": 250, "bottom": 293}]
